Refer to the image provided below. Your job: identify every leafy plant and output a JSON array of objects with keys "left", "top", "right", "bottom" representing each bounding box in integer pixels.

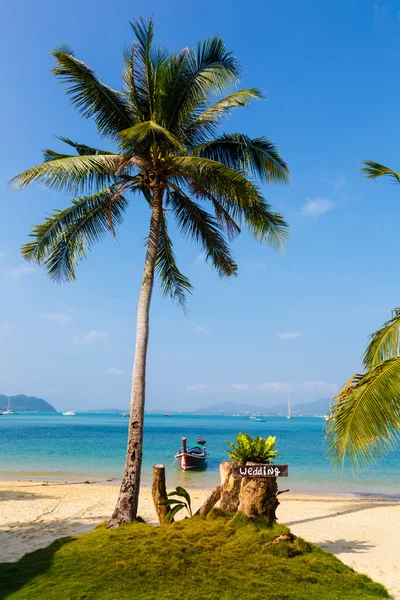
[
  {"left": 160, "top": 486, "right": 192, "bottom": 524},
  {"left": 226, "top": 433, "right": 278, "bottom": 463}
]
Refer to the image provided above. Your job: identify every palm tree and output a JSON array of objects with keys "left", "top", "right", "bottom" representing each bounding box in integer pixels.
[
  {"left": 327, "top": 155, "right": 400, "bottom": 469},
  {"left": 326, "top": 308, "right": 400, "bottom": 469},
  {"left": 11, "top": 18, "right": 290, "bottom": 527}
]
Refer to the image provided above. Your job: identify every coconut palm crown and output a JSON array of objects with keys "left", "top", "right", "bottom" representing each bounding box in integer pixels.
[{"left": 11, "top": 18, "right": 290, "bottom": 526}]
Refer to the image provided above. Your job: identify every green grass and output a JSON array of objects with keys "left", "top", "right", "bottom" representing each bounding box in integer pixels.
[{"left": 0, "top": 512, "right": 388, "bottom": 600}]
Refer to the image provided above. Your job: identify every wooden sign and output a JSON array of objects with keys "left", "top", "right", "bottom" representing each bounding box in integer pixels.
[{"left": 232, "top": 464, "right": 288, "bottom": 478}]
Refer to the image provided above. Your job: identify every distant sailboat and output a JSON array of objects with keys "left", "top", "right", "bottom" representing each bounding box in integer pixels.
[
  {"left": 62, "top": 410, "right": 76, "bottom": 416},
  {"left": 287, "top": 397, "right": 293, "bottom": 419},
  {"left": 4, "top": 397, "right": 15, "bottom": 414}
]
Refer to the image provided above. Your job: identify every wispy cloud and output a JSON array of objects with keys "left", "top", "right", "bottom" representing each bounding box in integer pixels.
[
  {"left": 186, "top": 384, "right": 210, "bottom": 392},
  {"left": 301, "top": 198, "right": 333, "bottom": 216},
  {"left": 192, "top": 326, "right": 210, "bottom": 335},
  {"left": 278, "top": 332, "right": 303, "bottom": 340},
  {"left": 6, "top": 265, "right": 36, "bottom": 279},
  {"left": 73, "top": 330, "right": 109, "bottom": 345},
  {"left": 41, "top": 313, "right": 72, "bottom": 325},
  {"left": 1, "top": 322, "right": 11, "bottom": 330},
  {"left": 195, "top": 253, "right": 205, "bottom": 264},
  {"left": 0, "top": 252, "right": 7, "bottom": 258},
  {"left": 255, "top": 381, "right": 338, "bottom": 394},
  {"left": 105, "top": 367, "right": 125, "bottom": 375},
  {"left": 230, "top": 383, "right": 250, "bottom": 391}
]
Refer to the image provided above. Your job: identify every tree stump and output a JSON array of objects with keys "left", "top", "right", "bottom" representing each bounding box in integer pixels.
[
  {"left": 237, "top": 463, "right": 279, "bottom": 522},
  {"left": 195, "top": 485, "right": 221, "bottom": 516},
  {"left": 219, "top": 461, "right": 241, "bottom": 512},
  {"left": 152, "top": 464, "right": 170, "bottom": 525}
]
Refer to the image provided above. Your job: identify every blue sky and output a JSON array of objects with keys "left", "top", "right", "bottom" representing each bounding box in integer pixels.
[{"left": 1, "top": 0, "right": 400, "bottom": 411}]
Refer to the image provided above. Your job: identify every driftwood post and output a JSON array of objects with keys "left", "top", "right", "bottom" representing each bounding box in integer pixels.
[
  {"left": 219, "top": 461, "right": 241, "bottom": 512},
  {"left": 237, "top": 463, "right": 279, "bottom": 522},
  {"left": 152, "top": 464, "right": 170, "bottom": 525},
  {"left": 195, "top": 485, "right": 221, "bottom": 516}
]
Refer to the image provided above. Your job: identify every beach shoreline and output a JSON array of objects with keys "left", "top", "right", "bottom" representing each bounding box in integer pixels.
[{"left": 0, "top": 478, "right": 399, "bottom": 598}]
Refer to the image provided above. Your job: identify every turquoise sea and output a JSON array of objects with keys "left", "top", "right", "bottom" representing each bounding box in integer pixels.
[{"left": 1, "top": 413, "right": 399, "bottom": 496}]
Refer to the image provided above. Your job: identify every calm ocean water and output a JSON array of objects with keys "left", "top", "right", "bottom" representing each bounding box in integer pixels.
[{"left": 1, "top": 413, "right": 399, "bottom": 496}]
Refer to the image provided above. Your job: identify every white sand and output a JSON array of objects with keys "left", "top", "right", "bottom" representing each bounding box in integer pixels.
[{"left": 0, "top": 480, "right": 399, "bottom": 599}]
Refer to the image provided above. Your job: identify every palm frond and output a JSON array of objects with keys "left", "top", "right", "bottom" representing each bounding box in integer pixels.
[
  {"left": 361, "top": 161, "right": 400, "bottom": 183},
  {"left": 363, "top": 308, "right": 400, "bottom": 370},
  {"left": 193, "top": 134, "right": 290, "bottom": 183},
  {"left": 165, "top": 37, "right": 241, "bottom": 131},
  {"left": 119, "top": 121, "right": 185, "bottom": 153},
  {"left": 184, "top": 89, "right": 264, "bottom": 145},
  {"left": 21, "top": 186, "right": 128, "bottom": 282},
  {"left": 10, "top": 154, "right": 122, "bottom": 195},
  {"left": 54, "top": 136, "right": 115, "bottom": 156},
  {"left": 51, "top": 48, "right": 131, "bottom": 136},
  {"left": 326, "top": 359, "right": 400, "bottom": 469},
  {"left": 170, "top": 156, "right": 289, "bottom": 250},
  {"left": 156, "top": 210, "right": 193, "bottom": 309},
  {"left": 167, "top": 186, "right": 237, "bottom": 277}
]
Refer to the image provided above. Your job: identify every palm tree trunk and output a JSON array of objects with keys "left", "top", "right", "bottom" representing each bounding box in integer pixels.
[{"left": 107, "top": 186, "right": 163, "bottom": 528}]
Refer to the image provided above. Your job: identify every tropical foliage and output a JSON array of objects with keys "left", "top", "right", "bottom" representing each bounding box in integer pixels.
[
  {"left": 326, "top": 308, "right": 400, "bottom": 469},
  {"left": 226, "top": 433, "right": 278, "bottom": 463},
  {"left": 159, "top": 486, "right": 192, "bottom": 524},
  {"left": 11, "top": 17, "right": 290, "bottom": 524}
]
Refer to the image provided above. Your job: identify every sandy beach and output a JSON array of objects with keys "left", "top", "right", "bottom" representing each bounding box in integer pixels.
[{"left": 0, "top": 480, "right": 399, "bottom": 599}]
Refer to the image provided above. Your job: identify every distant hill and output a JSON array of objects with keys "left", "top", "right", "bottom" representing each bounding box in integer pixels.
[
  {"left": 0, "top": 394, "right": 57, "bottom": 412},
  {"left": 189, "top": 398, "right": 331, "bottom": 416}
]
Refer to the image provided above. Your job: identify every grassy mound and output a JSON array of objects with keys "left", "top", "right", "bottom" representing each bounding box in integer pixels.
[{"left": 0, "top": 512, "right": 388, "bottom": 600}]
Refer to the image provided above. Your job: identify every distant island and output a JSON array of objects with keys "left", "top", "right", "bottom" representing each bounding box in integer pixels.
[
  {"left": 0, "top": 394, "right": 57, "bottom": 412},
  {"left": 187, "top": 398, "right": 330, "bottom": 417}
]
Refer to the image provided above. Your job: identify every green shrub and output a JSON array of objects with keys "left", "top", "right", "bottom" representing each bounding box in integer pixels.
[{"left": 226, "top": 432, "right": 278, "bottom": 463}]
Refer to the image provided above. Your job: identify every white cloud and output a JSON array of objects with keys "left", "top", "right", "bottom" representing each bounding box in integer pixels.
[
  {"left": 278, "top": 332, "right": 303, "bottom": 340},
  {"left": 301, "top": 198, "right": 333, "bottom": 216},
  {"left": 195, "top": 253, "right": 205, "bottom": 264},
  {"left": 0, "top": 252, "right": 7, "bottom": 258},
  {"left": 249, "top": 263, "right": 266, "bottom": 272},
  {"left": 296, "top": 381, "right": 338, "bottom": 393},
  {"left": 1, "top": 322, "right": 11, "bottom": 330},
  {"left": 255, "top": 381, "right": 337, "bottom": 394},
  {"left": 6, "top": 265, "right": 36, "bottom": 279},
  {"left": 192, "top": 326, "right": 210, "bottom": 335},
  {"left": 230, "top": 383, "right": 250, "bottom": 391},
  {"left": 105, "top": 367, "right": 125, "bottom": 375},
  {"left": 255, "top": 382, "right": 293, "bottom": 393},
  {"left": 186, "top": 384, "right": 210, "bottom": 392},
  {"left": 73, "top": 330, "right": 109, "bottom": 345},
  {"left": 41, "top": 313, "right": 72, "bottom": 325}
]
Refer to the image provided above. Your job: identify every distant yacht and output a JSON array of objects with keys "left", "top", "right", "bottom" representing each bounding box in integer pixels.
[
  {"left": 287, "top": 398, "right": 293, "bottom": 419},
  {"left": 165, "top": 413, "right": 171, "bottom": 417},
  {"left": 250, "top": 414, "right": 257, "bottom": 420},
  {"left": 4, "top": 398, "right": 15, "bottom": 415},
  {"left": 62, "top": 410, "right": 76, "bottom": 416},
  {"left": 254, "top": 417, "right": 266, "bottom": 422}
]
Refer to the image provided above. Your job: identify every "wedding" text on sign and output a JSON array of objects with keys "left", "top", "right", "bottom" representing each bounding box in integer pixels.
[{"left": 232, "top": 465, "right": 288, "bottom": 478}]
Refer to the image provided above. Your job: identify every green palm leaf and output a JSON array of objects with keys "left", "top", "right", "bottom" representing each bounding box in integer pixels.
[
  {"left": 156, "top": 210, "right": 193, "bottom": 309},
  {"left": 119, "top": 121, "right": 185, "bottom": 153},
  {"left": 361, "top": 161, "right": 400, "bottom": 183},
  {"left": 51, "top": 47, "right": 131, "bottom": 136},
  {"left": 10, "top": 154, "right": 122, "bottom": 195},
  {"left": 326, "top": 359, "right": 400, "bottom": 469},
  {"left": 193, "top": 134, "right": 290, "bottom": 184},
  {"left": 22, "top": 186, "right": 128, "bottom": 282},
  {"left": 167, "top": 186, "right": 237, "bottom": 277},
  {"left": 184, "top": 89, "right": 264, "bottom": 144},
  {"left": 363, "top": 308, "right": 400, "bottom": 370}
]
